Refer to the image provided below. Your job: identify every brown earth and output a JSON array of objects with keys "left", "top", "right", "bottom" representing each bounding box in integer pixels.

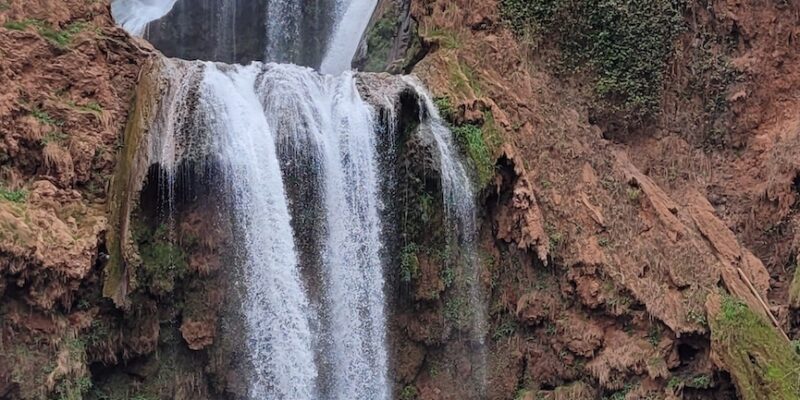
[
  {"left": 388, "top": 0, "right": 800, "bottom": 398},
  {"left": 0, "top": 2, "right": 240, "bottom": 399}
]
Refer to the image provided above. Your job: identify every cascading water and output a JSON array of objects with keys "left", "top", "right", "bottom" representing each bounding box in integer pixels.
[
  {"left": 111, "top": 0, "right": 177, "bottom": 36},
  {"left": 254, "top": 64, "right": 388, "bottom": 399},
  {"left": 320, "top": 0, "right": 378, "bottom": 74},
  {"left": 113, "top": 0, "right": 485, "bottom": 397},
  {"left": 200, "top": 64, "right": 321, "bottom": 399},
  {"left": 402, "top": 76, "right": 488, "bottom": 393}
]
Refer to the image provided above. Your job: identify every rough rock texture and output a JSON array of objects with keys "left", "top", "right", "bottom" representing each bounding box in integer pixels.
[
  {"left": 0, "top": 1, "right": 149, "bottom": 397},
  {"left": 0, "top": 2, "right": 240, "bottom": 399},
  {"left": 382, "top": 0, "right": 800, "bottom": 398}
]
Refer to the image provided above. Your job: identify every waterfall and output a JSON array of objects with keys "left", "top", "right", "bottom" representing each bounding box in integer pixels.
[
  {"left": 113, "top": 0, "right": 484, "bottom": 397},
  {"left": 111, "top": 0, "right": 178, "bottom": 36},
  {"left": 320, "top": 0, "right": 378, "bottom": 74},
  {"left": 199, "top": 63, "right": 321, "bottom": 399},
  {"left": 254, "top": 64, "right": 388, "bottom": 398},
  {"left": 402, "top": 76, "right": 488, "bottom": 392}
]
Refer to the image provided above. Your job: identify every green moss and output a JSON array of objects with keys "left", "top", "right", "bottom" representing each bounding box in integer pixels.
[
  {"left": 39, "top": 21, "right": 87, "bottom": 48},
  {"left": 710, "top": 295, "right": 800, "bottom": 399},
  {"left": 434, "top": 96, "right": 453, "bottom": 120},
  {"left": 67, "top": 100, "right": 104, "bottom": 115},
  {"left": 492, "top": 318, "right": 517, "bottom": 341},
  {"left": 134, "top": 223, "right": 188, "bottom": 295},
  {"left": 500, "top": 0, "right": 686, "bottom": 122},
  {"left": 448, "top": 59, "right": 482, "bottom": 98},
  {"left": 42, "top": 131, "right": 69, "bottom": 145},
  {"left": 31, "top": 106, "right": 60, "bottom": 125},
  {"left": 452, "top": 123, "right": 494, "bottom": 187},
  {"left": 400, "top": 242, "right": 420, "bottom": 282},
  {"left": 3, "top": 19, "right": 34, "bottom": 30},
  {"left": 363, "top": 7, "right": 399, "bottom": 72},
  {"left": 399, "top": 385, "right": 418, "bottom": 400},
  {"left": 3, "top": 19, "right": 87, "bottom": 48},
  {"left": 0, "top": 187, "right": 27, "bottom": 203},
  {"left": 53, "top": 338, "right": 91, "bottom": 400}
]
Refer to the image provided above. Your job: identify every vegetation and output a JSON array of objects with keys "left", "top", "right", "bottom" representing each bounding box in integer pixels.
[
  {"left": 399, "top": 385, "right": 418, "bottom": 400},
  {"left": 435, "top": 96, "right": 501, "bottom": 188},
  {"left": 500, "top": 0, "right": 686, "bottom": 123},
  {"left": 0, "top": 186, "right": 27, "bottom": 203},
  {"left": 134, "top": 222, "right": 188, "bottom": 294},
  {"left": 31, "top": 106, "right": 60, "bottom": 125},
  {"left": 426, "top": 28, "right": 460, "bottom": 50},
  {"left": 434, "top": 97, "right": 453, "bottom": 120},
  {"left": 363, "top": 8, "right": 398, "bottom": 72},
  {"left": 451, "top": 123, "right": 494, "bottom": 186},
  {"left": 687, "top": 32, "right": 741, "bottom": 149},
  {"left": 399, "top": 242, "right": 420, "bottom": 282},
  {"left": 67, "top": 100, "right": 103, "bottom": 115},
  {"left": 492, "top": 318, "right": 517, "bottom": 341},
  {"left": 710, "top": 295, "right": 800, "bottom": 399},
  {"left": 3, "top": 19, "right": 88, "bottom": 48},
  {"left": 448, "top": 59, "right": 482, "bottom": 98}
]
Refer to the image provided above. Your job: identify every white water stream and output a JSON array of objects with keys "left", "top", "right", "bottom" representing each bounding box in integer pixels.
[{"left": 113, "top": 0, "right": 483, "bottom": 397}]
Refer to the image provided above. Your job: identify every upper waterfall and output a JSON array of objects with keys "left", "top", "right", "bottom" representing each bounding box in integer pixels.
[
  {"left": 112, "top": 0, "right": 337, "bottom": 67},
  {"left": 110, "top": 0, "right": 486, "bottom": 397},
  {"left": 319, "top": 0, "right": 378, "bottom": 74},
  {"left": 111, "top": 0, "right": 178, "bottom": 36}
]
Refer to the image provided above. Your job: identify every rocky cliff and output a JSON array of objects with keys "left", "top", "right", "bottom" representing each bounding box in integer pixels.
[
  {"left": 2, "top": 0, "right": 800, "bottom": 399},
  {"left": 370, "top": 0, "right": 800, "bottom": 398}
]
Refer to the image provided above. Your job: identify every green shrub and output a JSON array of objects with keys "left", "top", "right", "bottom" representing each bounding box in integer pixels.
[
  {"left": 135, "top": 223, "right": 187, "bottom": 294},
  {"left": 399, "top": 385, "right": 418, "bottom": 400},
  {"left": 452, "top": 123, "right": 494, "bottom": 186},
  {"left": 0, "top": 187, "right": 27, "bottom": 203},
  {"left": 364, "top": 8, "right": 398, "bottom": 72},
  {"left": 500, "top": 0, "right": 686, "bottom": 122},
  {"left": 400, "top": 243, "right": 420, "bottom": 282},
  {"left": 3, "top": 19, "right": 86, "bottom": 48}
]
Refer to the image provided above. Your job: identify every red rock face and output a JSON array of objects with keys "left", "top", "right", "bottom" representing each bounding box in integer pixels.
[{"left": 386, "top": 0, "right": 800, "bottom": 398}]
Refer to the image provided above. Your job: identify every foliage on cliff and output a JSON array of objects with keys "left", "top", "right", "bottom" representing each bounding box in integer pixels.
[
  {"left": 501, "top": 0, "right": 686, "bottom": 123},
  {"left": 709, "top": 294, "right": 800, "bottom": 399}
]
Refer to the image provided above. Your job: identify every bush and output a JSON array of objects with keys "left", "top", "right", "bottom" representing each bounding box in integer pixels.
[
  {"left": 0, "top": 187, "right": 27, "bottom": 203},
  {"left": 500, "top": 0, "right": 686, "bottom": 122}
]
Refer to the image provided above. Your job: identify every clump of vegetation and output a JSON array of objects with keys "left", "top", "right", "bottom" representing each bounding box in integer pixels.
[
  {"left": 399, "top": 385, "right": 418, "bottom": 400},
  {"left": 444, "top": 295, "right": 471, "bottom": 329},
  {"left": 434, "top": 96, "right": 453, "bottom": 120},
  {"left": 425, "top": 27, "right": 461, "bottom": 50},
  {"left": 545, "top": 222, "right": 564, "bottom": 252},
  {"left": 492, "top": 318, "right": 517, "bottom": 341},
  {"left": 134, "top": 222, "right": 188, "bottom": 295},
  {"left": 66, "top": 100, "right": 103, "bottom": 115},
  {"left": 363, "top": 7, "right": 399, "bottom": 72},
  {"left": 687, "top": 308, "right": 707, "bottom": 327},
  {"left": 399, "top": 242, "right": 420, "bottom": 282},
  {"left": 603, "top": 383, "right": 633, "bottom": 400},
  {"left": 2, "top": 19, "right": 87, "bottom": 48},
  {"left": 0, "top": 186, "right": 27, "bottom": 203},
  {"left": 500, "top": 0, "right": 686, "bottom": 123},
  {"left": 710, "top": 295, "right": 800, "bottom": 399},
  {"left": 30, "top": 106, "right": 60, "bottom": 126},
  {"left": 448, "top": 59, "right": 482, "bottom": 98},
  {"left": 686, "top": 33, "right": 741, "bottom": 149},
  {"left": 452, "top": 123, "right": 495, "bottom": 186}
]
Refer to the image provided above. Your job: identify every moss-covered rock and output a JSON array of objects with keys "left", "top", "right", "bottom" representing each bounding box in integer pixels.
[{"left": 708, "top": 293, "right": 800, "bottom": 399}]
